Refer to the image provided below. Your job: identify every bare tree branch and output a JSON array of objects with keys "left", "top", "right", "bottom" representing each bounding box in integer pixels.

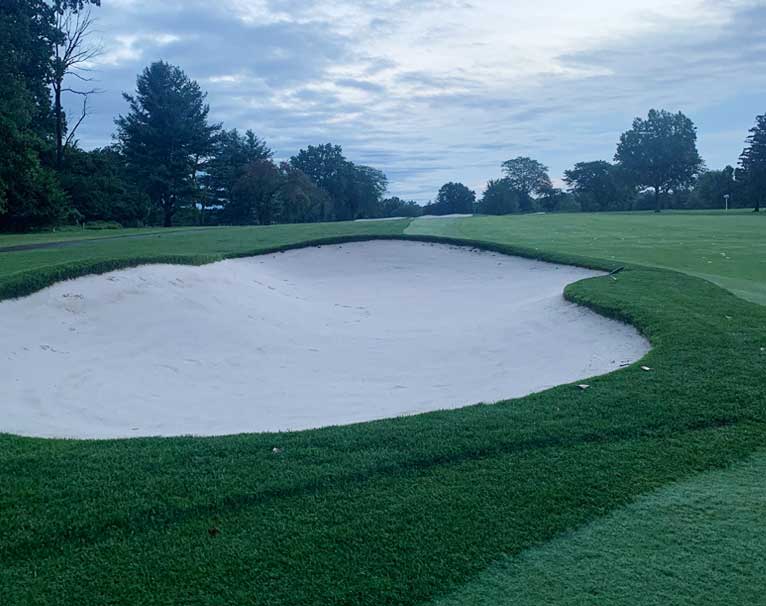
[
  {"left": 52, "top": 4, "right": 104, "bottom": 165},
  {"left": 64, "top": 95, "right": 92, "bottom": 149}
]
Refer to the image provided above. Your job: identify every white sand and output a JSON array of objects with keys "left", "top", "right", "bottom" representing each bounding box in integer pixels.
[
  {"left": 0, "top": 241, "right": 649, "bottom": 439},
  {"left": 354, "top": 217, "right": 406, "bottom": 222},
  {"left": 418, "top": 213, "right": 474, "bottom": 219}
]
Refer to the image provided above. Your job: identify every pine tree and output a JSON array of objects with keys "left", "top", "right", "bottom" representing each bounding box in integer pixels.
[
  {"left": 116, "top": 62, "right": 219, "bottom": 226},
  {"left": 737, "top": 114, "right": 766, "bottom": 213}
]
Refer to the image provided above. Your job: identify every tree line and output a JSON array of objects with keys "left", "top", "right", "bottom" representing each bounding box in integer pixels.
[
  {"left": 0, "top": 2, "right": 418, "bottom": 231},
  {"left": 426, "top": 109, "right": 765, "bottom": 216},
  {"left": 1, "top": 2, "right": 764, "bottom": 233}
]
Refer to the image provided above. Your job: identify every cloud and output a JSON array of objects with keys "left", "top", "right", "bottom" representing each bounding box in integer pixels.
[{"left": 66, "top": 0, "right": 766, "bottom": 202}]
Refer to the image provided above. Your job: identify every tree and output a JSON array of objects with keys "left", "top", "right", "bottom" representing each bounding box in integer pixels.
[
  {"left": 349, "top": 165, "right": 387, "bottom": 219},
  {"left": 479, "top": 179, "right": 519, "bottom": 215},
  {"left": 204, "top": 129, "right": 272, "bottom": 224},
  {"left": 379, "top": 197, "right": 422, "bottom": 218},
  {"left": 58, "top": 145, "right": 151, "bottom": 226},
  {"left": 275, "top": 163, "right": 331, "bottom": 224},
  {"left": 537, "top": 184, "right": 569, "bottom": 212},
  {"left": 501, "top": 157, "right": 552, "bottom": 212},
  {"left": 737, "top": 114, "right": 766, "bottom": 212},
  {"left": 116, "top": 61, "right": 219, "bottom": 226},
  {"left": 423, "top": 182, "right": 475, "bottom": 215},
  {"left": 0, "top": 0, "right": 69, "bottom": 230},
  {"left": 227, "top": 159, "right": 283, "bottom": 225},
  {"left": 689, "top": 166, "right": 735, "bottom": 209},
  {"left": 290, "top": 144, "right": 388, "bottom": 220},
  {"left": 50, "top": 0, "right": 102, "bottom": 167},
  {"left": 290, "top": 143, "right": 347, "bottom": 218},
  {"left": 563, "top": 161, "right": 635, "bottom": 212},
  {"left": 615, "top": 109, "right": 703, "bottom": 213}
]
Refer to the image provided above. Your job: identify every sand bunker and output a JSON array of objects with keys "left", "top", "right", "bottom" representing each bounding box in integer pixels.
[{"left": 1, "top": 241, "right": 649, "bottom": 439}]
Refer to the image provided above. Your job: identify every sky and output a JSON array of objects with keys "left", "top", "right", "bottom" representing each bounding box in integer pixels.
[{"left": 68, "top": 0, "right": 766, "bottom": 203}]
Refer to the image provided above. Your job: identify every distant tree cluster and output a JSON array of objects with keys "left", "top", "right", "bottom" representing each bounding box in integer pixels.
[
  {"left": 436, "top": 109, "right": 763, "bottom": 216},
  {"left": 1, "top": 2, "right": 764, "bottom": 232}
]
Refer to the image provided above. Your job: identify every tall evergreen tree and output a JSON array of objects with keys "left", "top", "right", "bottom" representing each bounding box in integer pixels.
[
  {"left": 737, "top": 114, "right": 766, "bottom": 213},
  {"left": 115, "top": 61, "right": 219, "bottom": 226}
]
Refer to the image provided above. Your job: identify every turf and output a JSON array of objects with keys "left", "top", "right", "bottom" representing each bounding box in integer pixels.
[
  {"left": 0, "top": 226, "right": 198, "bottom": 247},
  {"left": 1, "top": 213, "right": 765, "bottom": 605},
  {"left": 407, "top": 212, "right": 766, "bottom": 305},
  {"left": 433, "top": 451, "right": 766, "bottom": 606}
]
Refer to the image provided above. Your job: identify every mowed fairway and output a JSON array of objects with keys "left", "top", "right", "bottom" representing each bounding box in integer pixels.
[
  {"left": 407, "top": 211, "right": 766, "bottom": 305},
  {"left": 1, "top": 212, "right": 765, "bottom": 605}
]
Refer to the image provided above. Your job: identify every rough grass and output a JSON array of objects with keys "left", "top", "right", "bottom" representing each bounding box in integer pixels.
[{"left": 1, "top": 214, "right": 765, "bottom": 604}]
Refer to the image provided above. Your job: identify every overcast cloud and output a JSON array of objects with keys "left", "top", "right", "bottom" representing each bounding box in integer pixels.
[{"left": 69, "top": 0, "right": 766, "bottom": 202}]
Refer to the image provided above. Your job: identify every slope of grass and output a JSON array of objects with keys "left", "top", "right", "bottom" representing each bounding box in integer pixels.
[
  {"left": 1, "top": 215, "right": 765, "bottom": 604},
  {"left": 407, "top": 212, "right": 766, "bottom": 305},
  {"left": 0, "top": 220, "right": 410, "bottom": 300},
  {"left": 433, "top": 451, "right": 766, "bottom": 606}
]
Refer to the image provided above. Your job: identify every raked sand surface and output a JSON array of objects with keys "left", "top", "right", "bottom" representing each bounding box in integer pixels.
[{"left": 1, "top": 241, "right": 649, "bottom": 439}]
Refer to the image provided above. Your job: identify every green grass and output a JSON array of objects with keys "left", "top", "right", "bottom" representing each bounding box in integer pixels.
[
  {"left": 0, "top": 226, "right": 201, "bottom": 247},
  {"left": 407, "top": 212, "right": 766, "bottom": 305},
  {"left": 433, "top": 451, "right": 766, "bottom": 606},
  {"left": 1, "top": 213, "right": 765, "bottom": 605}
]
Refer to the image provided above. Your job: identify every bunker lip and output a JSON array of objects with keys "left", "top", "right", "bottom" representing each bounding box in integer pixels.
[{"left": 0, "top": 241, "right": 650, "bottom": 439}]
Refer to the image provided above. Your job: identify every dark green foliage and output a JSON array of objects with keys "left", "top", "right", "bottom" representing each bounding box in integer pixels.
[
  {"left": 274, "top": 163, "right": 331, "bottom": 224},
  {"left": 1, "top": 220, "right": 765, "bottom": 605},
  {"left": 115, "top": 61, "right": 220, "bottom": 227},
  {"left": 689, "top": 166, "right": 736, "bottom": 209},
  {"left": 227, "top": 159, "right": 283, "bottom": 225},
  {"left": 564, "top": 160, "right": 636, "bottom": 211},
  {"left": 423, "top": 182, "right": 476, "bottom": 215},
  {"left": 0, "top": 0, "right": 69, "bottom": 230},
  {"left": 479, "top": 179, "right": 519, "bottom": 214},
  {"left": 58, "top": 146, "right": 151, "bottom": 226},
  {"left": 0, "top": 114, "right": 68, "bottom": 230},
  {"left": 379, "top": 196, "right": 423, "bottom": 218},
  {"left": 203, "top": 128, "right": 273, "bottom": 222},
  {"left": 501, "top": 157, "right": 552, "bottom": 212},
  {"left": 615, "top": 109, "right": 703, "bottom": 212},
  {"left": 290, "top": 143, "right": 388, "bottom": 220},
  {"left": 737, "top": 114, "right": 766, "bottom": 212},
  {"left": 536, "top": 185, "right": 570, "bottom": 212}
]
